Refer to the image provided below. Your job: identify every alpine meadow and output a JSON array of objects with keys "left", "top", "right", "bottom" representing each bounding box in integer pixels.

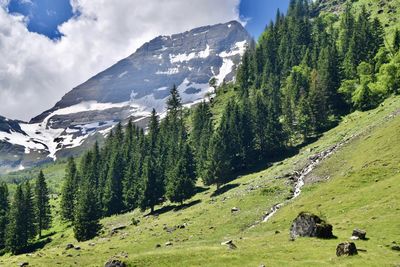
[{"left": 0, "top": 0, "right": 400, "bottom": 266}]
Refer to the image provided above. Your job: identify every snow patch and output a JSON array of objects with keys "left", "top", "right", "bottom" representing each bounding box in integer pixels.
[
  {"left": 170, "top": 44, "right": 211, "bottom": 63},
  {"left": 177, "top": 78, "right": 212, "bottom": 103},
  {"left": 216, "top": 58, "right": 234, "bottom": 85},
  {"left": 118, "top": 71, "right": 128, "bottom": 78},
  {"left": 219, "top": 40, "right": 247, "bottom": 58},
  {"left": 156, "top": 68, "right": 179, "bottom": 75},
  {"left": 20, "top": 101, "right": 139, "bottom": 160},
  {"left": 0, "top": 130, "right": 47, "bottom": 153}
]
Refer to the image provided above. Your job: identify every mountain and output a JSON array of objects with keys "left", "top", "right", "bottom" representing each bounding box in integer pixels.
[{"left": 0, "top": 21, "right": 251, "bottom": 172}]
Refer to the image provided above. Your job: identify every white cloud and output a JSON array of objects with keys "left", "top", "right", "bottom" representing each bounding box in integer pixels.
[{"left": 0, "top": 0, "right": 240, "bottom": 121}]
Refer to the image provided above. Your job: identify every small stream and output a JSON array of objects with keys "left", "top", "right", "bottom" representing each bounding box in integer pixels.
[{"left": 262, "top": 138, "right": 351, "bottom": 223}]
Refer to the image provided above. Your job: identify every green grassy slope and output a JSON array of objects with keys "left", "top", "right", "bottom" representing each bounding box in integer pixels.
[{"left": 1, "top": 93, "right": 399, "bottom": 266}]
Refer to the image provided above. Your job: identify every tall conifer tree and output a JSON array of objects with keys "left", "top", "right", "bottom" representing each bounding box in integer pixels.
[{"left": 34, "top": 171, "right": 52, "bottom": 238}]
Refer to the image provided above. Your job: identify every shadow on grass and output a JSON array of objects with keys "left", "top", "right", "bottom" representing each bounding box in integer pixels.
[
  {"left": 13, "top": 237, "right": 53, "bottom": 255},
  {"left": 41, "top": 231, "right": 56, "bottom": 239},
  {"left": 174, "top": 199, "right": 202, "bottom": 211},
  {"left": 146, "top": 199, "right": 202, "bottom": 217},
  {"left": 194, "top": 186, "right": 209, "bottom": 194},
  {"left": 210, "top": 183, "right": 240, "bottom": 197}
]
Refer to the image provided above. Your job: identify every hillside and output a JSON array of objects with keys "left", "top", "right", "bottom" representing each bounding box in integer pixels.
[{"left": 1, "top": 94, "right": 399, "bottom": 266}]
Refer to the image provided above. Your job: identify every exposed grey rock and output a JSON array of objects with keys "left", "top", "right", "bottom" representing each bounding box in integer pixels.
[
  {"left": 231, "top": 207, "right": 240, "bottom": 213},
  {"left": 176, "top": 223, "right": 186, "bottom": 229},
  {"left": 65, "top": 243, "right": 74, "bottom": 250},
  {"left": 336, "top": 242, "right": 358, "bottom": 256},
  {"left": 352, "top": 229, "right": 366, "bottom": 240},
  {"left": 111, "top": 225, "right": 127, "bottom": 235},
  {"left": 165, "top": 241, "right": 173, "bottom": 247},
  {"left": 290, "top": 212, "right": 334, "bottom": 239},
  {"left": 221, "top": 240, "right": 237, "bottom": 249},
  {"left": 18, "top": 262, "right": 29, "bottom": 267},
  {"left": 104, "top": 259, "right": 126, "bottom": 267}
]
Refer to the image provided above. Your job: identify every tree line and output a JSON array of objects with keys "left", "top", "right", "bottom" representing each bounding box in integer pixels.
[{"left": 0, "top": 171, "right": 51, "bottom": 254}]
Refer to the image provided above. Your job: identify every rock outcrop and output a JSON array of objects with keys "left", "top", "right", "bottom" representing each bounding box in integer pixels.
[
  {"left": 290, "top": 212, "right": 334, "bottom": 240},
  {"left": 351, "top": 229, "right": 366, "bottom": 240},
  {"left": 336, "top": 242, "right": 358, "bottom": 256}
]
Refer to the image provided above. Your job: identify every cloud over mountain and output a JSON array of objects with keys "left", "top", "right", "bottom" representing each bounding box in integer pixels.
[{"left": 0, "top": 0, "right": 240, "bottom": 120}]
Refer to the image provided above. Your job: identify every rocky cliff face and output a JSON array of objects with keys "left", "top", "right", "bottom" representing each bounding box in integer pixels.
[{"left": 0, "top": 21, "right": 251, "bottom": 172}]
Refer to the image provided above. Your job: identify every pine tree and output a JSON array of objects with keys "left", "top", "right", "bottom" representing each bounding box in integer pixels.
[
  {"left": 190, "top": 102, "right": 213, "bottom": 181},
  {"left": 24, "top": 182, "right": 36, "bottom": 241},
  {"left": 73, "top": 179, "right": 101, "bottom": 241},
  {"left": 34, "top": 171, "right": 52, "bottom": 239},
  {"left": 166, "top": 143, "right": 196, "bottom": 205},
  {"left": 166, "top": 84, "right": 182, "bottom": 116},
  {"left": 236, "top": 48, "right": 254, "bottom": 97},
  {"left": 139, "top": 155, "right": 161, "bottom": 213},
  {"left": 103, "top": 150, "right": 125, "bottom": 215},
  {"left": 339, "top": 2, "right": 355, "bottom": 56},
  {"left": 252, "top": 91, "right": 277, "bottom": 158},
  {"left": 0, "top": 182, "right": 9, "bottom": 250},
  {"left": 317, "top": 45, "right": 341, "bottom": 117},
  {"left": 122, "top": 157, "right": 140, "bottom": 211},
  {"left": 123, "top": 126, "right": 145, "bottom": 210},
  {"left": 61, "top": 157, "right": 78, "bottom": 221},
  {"left": 6, "top": 185, "right": 29, "bottom": 254},
  {"left": 204, "top": 130, "right": 231, "bottom": 189},
  {"left": 139, "top": 109, "right": 164, "bottom": 213}
]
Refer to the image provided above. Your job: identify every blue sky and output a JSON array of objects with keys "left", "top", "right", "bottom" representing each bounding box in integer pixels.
[
  {"left": 7, "top": 0, "right": 290, "bottom": 40},
  {"left": 240, "top": 0, "right": 290, "bottom": 38},
  {"left": 8, "top": 0, "right": 74, "bottom": 39}
]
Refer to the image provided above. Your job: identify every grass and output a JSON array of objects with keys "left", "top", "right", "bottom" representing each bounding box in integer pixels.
[{"left": 1, "top": 93, "right": 399, "bottom": 266}]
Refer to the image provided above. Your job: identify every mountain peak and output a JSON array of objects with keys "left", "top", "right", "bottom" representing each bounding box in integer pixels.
[{"left": 2, "top": 21, "right": 251, "bottom": 171}]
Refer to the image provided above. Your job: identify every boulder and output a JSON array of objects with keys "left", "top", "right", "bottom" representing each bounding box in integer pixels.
[
  {"left": 104, "top": 259, "right": 126, "bottom": 267},
  {"left": 155, "top": 244, "right": 161, "bottom": 248},
  {"left": 65, "top": 243, "right": 74, "bottom": 250},
  {"left": 221, "top": 240, "right": 237, "bottom": 249},
  {"left": 18, "top": 262, "right": 29, "bottom": 267},
  {"left": 110, "top": 225, "right": 126, "bottom": 235},
  {"left": 165, "top": 241, "right": 173, "bottom": 247},
  {"left": 231, "top": 207, "right": 240, "bottom": 213},
  {"left": 352, "top": 229, "right": 366, "bottom": 240},
  {"left": 290, "top": 212, "right": 334, "bottom": 239},
  {"left": 176, "top": 223, "right": 187, "bottom": 229},
  {"left": 336, "top": 242, "right": 358, "bottom": 256},
  {"left": 391, "top": 245, "right": 400, "bottom": 251}
]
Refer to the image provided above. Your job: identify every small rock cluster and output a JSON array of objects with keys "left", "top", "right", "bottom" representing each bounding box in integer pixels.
[{"left": 289, "top": 212, "right": 376, "bottom": 257}]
